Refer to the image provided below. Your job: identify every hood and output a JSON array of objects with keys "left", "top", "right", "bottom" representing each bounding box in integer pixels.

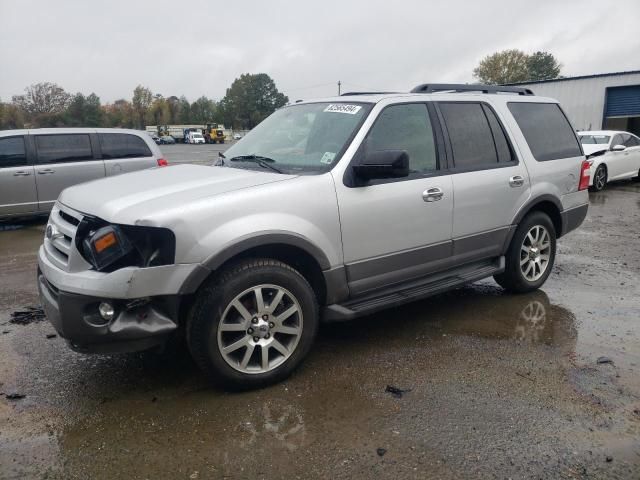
[
  {"left": 582, "top": 144, "right": 608, "bottom": 156},
  {"left": 59, "top": 164, "right": 295, "bottom": 224}
]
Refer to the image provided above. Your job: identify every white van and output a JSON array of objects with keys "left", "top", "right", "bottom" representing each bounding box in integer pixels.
[{"left": 187, "top": 131, "right": 205, "bottom": 144}]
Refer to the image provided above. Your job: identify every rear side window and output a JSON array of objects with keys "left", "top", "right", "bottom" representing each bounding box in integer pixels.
[
  {"left": 36, "top": 134, "right": 93, "bottom": 164},
  {"left": 99, "top": 133, "right": 152, "bottom": 159},
  {"left": 507, "top": 103, "right": 582, "bottom": 161},
  {"left": 367, "top": 103, "right": 437, "bottom": 173},
  {"left": 439, "top": 102, "right": 502, "bottom": 168},
  {"left": 0, "top": 136, "right": 27, "bottom": 168}
]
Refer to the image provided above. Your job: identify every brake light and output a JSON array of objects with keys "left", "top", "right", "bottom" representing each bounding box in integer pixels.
[
  {"left": 578, "top": 159, "right": 590, "bottom": 191},
  {"left": 157, "top": 158, "right": 168, "bottom": 167}
]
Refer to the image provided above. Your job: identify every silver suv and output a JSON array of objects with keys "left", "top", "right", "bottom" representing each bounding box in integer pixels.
[
  {"left": 0, "top": 128, "right": 165, "bottom": 220},
  {"left": 37, "top": 84, "right": 590, "bottom": 388}
]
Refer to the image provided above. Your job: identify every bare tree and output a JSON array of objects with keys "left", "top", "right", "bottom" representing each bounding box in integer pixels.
[{"left": 12, "top": 82, "right": 71, "bottom": 115}]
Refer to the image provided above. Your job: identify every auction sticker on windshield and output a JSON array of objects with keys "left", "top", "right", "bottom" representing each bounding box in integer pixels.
[{"left": 324, "top": 104, "right": 362, "bottom": 114}]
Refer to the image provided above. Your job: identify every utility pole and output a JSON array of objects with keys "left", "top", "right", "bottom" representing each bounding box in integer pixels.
[{"left": 337, "top": 80, "right": 341, "bottom": 96}]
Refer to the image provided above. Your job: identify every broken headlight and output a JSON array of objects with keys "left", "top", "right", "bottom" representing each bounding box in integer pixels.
[{"left": 77, "top": 218, "right": 176, "bottom": 272}]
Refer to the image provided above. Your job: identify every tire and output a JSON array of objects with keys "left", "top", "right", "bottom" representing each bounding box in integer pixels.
[
  {"left": 589, "top": 164, "right": 607, "bottom": 192},
  {"left": 187, "top": 258, "right": 319, "bottom": 389},
  {"left": 633, "top": 169, "right": 640, "bottom": 182},
  {"left": 494, "top": 211, "right": 556, "bottom": 293}
]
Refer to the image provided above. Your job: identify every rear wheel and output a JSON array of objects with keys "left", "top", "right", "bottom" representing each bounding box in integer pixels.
[
  {"left": 590, "top": 164, "right": 607, "bottom": 191},
  {"left": 494, "top": 211, "right": 556, "bottom": 293},
  {"left": 187, "top": 258, "right": 319, "bottom": 389}
]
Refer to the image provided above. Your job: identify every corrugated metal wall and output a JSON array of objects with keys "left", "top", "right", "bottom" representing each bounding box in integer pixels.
[{"left": 516, "top": 73, "right": 640, "bottom": 130}]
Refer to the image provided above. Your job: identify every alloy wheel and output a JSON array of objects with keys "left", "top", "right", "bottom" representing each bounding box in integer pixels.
[
  {"left": 520, "top": 225, "right": 551, "bottom": 282},
  {"left": 217, "top": 284, "right": 303, "bottom": 374}
]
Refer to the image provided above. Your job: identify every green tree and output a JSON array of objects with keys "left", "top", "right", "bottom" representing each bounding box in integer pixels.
[
  {"left": 104, "top": 99, "right": 135, "bottom": 128},
  {"left": 473, "top": 49, "right": 530, "bottom": 85},
  {"left": 190, "top": 96, "right": 217, "bottom": 124},
  {"left": 526, "top": 51, "right": 562, "bottom": 81},
  {"left": 219, "top": 73, "right": 288, "bottom": 129},
  {"left": 64, "top": 92, "right": 103, "bottom": 126},
  {"left": 166, "top": 96, "right": 181, "bottom": 124},
  {"left": 148, "top": 95, "right": 170, "bottom": 126},
  {"left": 0, "top": 100, "right": 25, "bottom": 129},
  {"left": 132, "top": 85, "right": 153, "bottom": 129},
  {"left": 178, "top": 96, "right": 192, "bottom": 124}
]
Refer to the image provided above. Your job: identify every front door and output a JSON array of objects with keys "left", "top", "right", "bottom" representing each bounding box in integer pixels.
[
  {"left": 333, "top": 103, "right": 453, "bottom": 296},
  {"left": 33, "top": 133, "right": 105, "bottom": 212},
  {"left": 0, "top": 135, "right": 38, "bottom": 217}
]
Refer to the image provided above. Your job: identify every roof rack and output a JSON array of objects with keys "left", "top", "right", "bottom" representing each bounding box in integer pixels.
[
  {"left": 340, "top": 91, "right": 398, "bottom": 96},
  {"left": 410, "top": 83, "right": 534, "bottom": 96}
]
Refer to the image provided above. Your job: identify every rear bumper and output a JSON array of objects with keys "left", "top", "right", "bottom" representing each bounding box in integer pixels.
[{"left": 560, "top": 203, "right": 589, "bottom": 236}]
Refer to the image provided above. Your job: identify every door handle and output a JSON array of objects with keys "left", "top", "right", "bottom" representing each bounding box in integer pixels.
[
  {"left": 37, "top": 169, "right": 55, "bottom": 175},
  {"left": 509, "top": 175, "right": 525, "bottom": 187},
  {"left": 13, "top": 171, "right": 31, "bottom": 176},
  {"left": 423, "top": 187, "right": 444, "bottom": 202}
]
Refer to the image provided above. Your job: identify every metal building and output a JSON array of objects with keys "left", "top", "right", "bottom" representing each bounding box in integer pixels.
[{"left": 510, "top": 70, "right": 640, "bottom": 136}]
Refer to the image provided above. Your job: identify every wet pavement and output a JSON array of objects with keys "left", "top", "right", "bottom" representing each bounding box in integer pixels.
[{"left": 1, "top": 181, "right": 639, "bottom": 479}]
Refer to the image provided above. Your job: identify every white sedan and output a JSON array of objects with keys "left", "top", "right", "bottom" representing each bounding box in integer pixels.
[{"left": 578, "top": 130, "right": 640, "bottom": 191}]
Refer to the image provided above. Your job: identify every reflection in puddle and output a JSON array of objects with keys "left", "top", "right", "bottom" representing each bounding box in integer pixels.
[{"left": 235, "top": 401, "right": 306, "bottom": 452}]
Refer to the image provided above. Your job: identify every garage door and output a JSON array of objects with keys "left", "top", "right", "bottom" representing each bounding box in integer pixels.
[{"left": 605, "top": 85, "right": 640, "bottom": 117}]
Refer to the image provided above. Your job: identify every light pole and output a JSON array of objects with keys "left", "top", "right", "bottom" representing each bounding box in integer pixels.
[{"left": 338, "top": 80, "right": 341, "bottom": 96}]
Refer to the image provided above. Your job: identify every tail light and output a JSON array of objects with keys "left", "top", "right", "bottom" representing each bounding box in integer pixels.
[
  {"left": 157, "top": 158, "right": 168, "bottom": 167},
  {"left": 578, "top": 159, "right": 590, "bottom": 191}
]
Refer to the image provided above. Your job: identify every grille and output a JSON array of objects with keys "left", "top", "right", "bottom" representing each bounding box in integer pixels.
[{"left": 44, "top": 204, "right": 83, "bottom": 271}]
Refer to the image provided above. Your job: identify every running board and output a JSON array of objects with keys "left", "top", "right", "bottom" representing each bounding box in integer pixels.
[{"left": 323, "top": 257, "right": 504, "bottom": 322}]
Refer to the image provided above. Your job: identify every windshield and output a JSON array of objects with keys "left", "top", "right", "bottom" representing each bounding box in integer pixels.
[
  {"left": 579, "top": 134, "right": 610, "bottom": 144},
  {"left": 222, "top": 102, "right": 371, "bottom": 174},
  {"left": 193, "top": 133, "right": 203, "bottom": 138}
]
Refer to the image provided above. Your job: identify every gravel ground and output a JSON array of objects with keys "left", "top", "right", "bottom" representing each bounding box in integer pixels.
[{"left": 0, "top": 176, "right": 639, "bottom": 479}]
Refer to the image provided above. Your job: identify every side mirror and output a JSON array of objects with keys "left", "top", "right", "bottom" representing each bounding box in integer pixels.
[
  {"left": 611, "top": 144, "right": 626, "bottom": 152},
  {"left": 353, "top": 150, "right": 410, "bottom": 180}
]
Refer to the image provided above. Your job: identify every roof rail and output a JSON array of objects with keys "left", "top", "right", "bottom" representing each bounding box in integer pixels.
[
  {"left": 410, "top": 84, "right": 534, "bottom": 96},
  {"left": 340, "top": 91, "right": 398, "bottom": 96}
]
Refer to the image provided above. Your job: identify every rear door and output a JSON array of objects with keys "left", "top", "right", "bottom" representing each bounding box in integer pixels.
[
  {"left": 33, "top": 133, "right": 106, "bottom": 212},
  {"left": 437, "top": 101, "right": 530, "bottom": 263},
  {"left": 99, "top": 132, "right": 157, "bottom": 176},
  {"left": 0, "top": 135, "right": 38, "bottom": 217},
  {"left": 620, "top": 133, "right": 640, "bottom": 178},
  {"left": 607, "top": 133, "right": 628, "bottom": 180}
]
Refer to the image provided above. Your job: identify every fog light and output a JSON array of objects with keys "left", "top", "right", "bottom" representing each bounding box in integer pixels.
[{"left": 98, "top": 302, "right": 115, "bottom": 321}]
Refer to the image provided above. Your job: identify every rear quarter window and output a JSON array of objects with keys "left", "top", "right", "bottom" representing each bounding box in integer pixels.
[
  {"left": 99, "top": 133, "right": 152, "bottom": 159},
  {"left": 507, "top": 103, "right": 582, "bottom": 161}
]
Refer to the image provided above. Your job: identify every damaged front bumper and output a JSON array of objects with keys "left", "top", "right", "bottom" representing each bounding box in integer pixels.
[{"left": 37, "top": 245, "right": 207, "bottom": 353}]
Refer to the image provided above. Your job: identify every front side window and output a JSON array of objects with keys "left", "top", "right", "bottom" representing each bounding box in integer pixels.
[
  {"left": 366, "top": 103, "right": 437, "bottom": 173},
  {"left": 439, "top": 102, "right": 499, "bottom": 168},
  {"left": 36, "top": 134, "right": 93, "bottom": 164},
  {"left": 222, "top": 102, "right": 371, "bottom": 174},
  {"left": 620, "top": 133, "right": 640, "bottom": 147},
  {"left": 99, "top": 133, "right": 152, "bottom": 159},
  {"left": 610, "top": 134, "right": 623, "bottom": 148},
  {"left": 0, "top": 136, "right": 27, "bottom": 168},
  {"left": 507, "top": 102, "right": 582, "bottom": 161}
]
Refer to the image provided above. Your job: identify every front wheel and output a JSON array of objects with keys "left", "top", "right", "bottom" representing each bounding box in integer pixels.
[
  {"left": 494, "top": 211, "right": 556, "bottom": 293},
  {"left": 187, "top": 259, "right": 319, "bottom": 389}
]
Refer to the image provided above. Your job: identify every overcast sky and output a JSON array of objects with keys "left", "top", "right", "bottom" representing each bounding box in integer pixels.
[{"left": 1, "top": 0, "right": 639, "bottom": 103}]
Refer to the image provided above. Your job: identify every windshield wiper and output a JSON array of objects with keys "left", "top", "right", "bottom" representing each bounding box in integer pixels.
[{"left": 229, "top": 155, "right": 283, "bottom": 174}]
